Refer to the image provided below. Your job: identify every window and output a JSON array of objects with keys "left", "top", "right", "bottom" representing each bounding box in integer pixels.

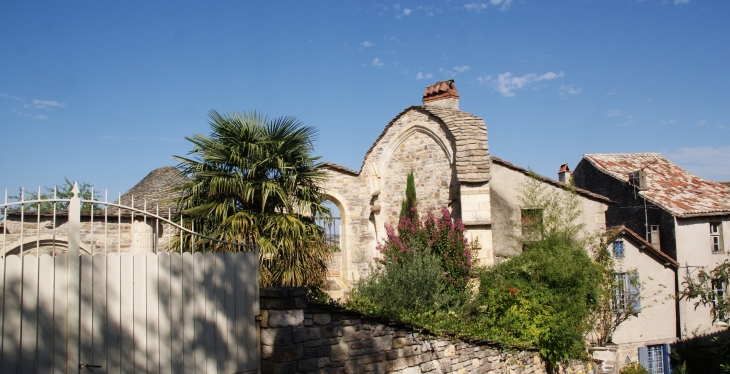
[
  {"left": 521, "top": 209, "right": 543, "bottom": 242},
  {"left": 613, "top": 239, "right": 624, "bottom": 258},
  {"left": 614, "top": 272, "right": 641, "bottom": 313},
  {"left": 712, "top": 279, "right": 726, "bottom": 322},
  {"left": 649, "top": 225, "right": 661, "bottom": 250},
  {"left": 638, "top": 344, "right": 671, "bottom": 374},
  {"left": 711, "top": 222, "right": 724, "bottom": 253}
]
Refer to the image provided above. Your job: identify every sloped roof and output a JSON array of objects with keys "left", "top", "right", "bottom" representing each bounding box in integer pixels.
[
  {"left": 318, "top": 162, "right": 358, "bottom": 176},
  {"left": 606, "top": 226, "right": 679, "bottom": 267},
  {"left": 583, "top": 153, "right": 730, "bottom": 218},
  {"left": 360, "top": 105, "right": 490, "bottom": 183},
  {"left": 115, "top": 166, "right": 188, "bottom": 213},
  {"left": 491, "top": 156, "right": 613, "bottom": 204}
]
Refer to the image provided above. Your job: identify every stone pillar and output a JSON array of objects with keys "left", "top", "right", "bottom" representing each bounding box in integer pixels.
[{"left": 460, "top": 184, "right": 494, "bottom": 265}]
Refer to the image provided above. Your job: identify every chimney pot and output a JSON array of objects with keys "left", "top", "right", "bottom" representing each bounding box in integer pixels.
[
  {"left": 558, "top": 163, "right": 572, "bottom": 183},
  {"left": 422, "top": 80, "right": 460, "bottom": 110}
]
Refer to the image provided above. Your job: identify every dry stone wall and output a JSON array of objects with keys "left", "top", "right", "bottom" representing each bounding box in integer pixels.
[{"left": 260, "top": 287, "right": 594, "bottom": 374}]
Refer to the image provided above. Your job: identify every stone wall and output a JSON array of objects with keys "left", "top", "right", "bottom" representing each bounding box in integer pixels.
[{"left": 260, "top": 287, "right": 593, "bottom": 374}]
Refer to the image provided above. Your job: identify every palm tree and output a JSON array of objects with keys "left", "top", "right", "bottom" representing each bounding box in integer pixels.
[{"left": 173, "top": 110, "right": 332, "bottom": 287}]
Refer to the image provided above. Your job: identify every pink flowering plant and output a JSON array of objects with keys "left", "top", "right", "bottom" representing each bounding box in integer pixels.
[{"left": 377, "top": 207, "right": 477, "bottom": 293}]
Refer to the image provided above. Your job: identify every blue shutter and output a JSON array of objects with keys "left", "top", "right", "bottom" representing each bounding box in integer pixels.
[
  {"left": 662, "top": 344, "right": 671, "bottom": 374},
  {"left": 638, "top": 346, "right": 649, "bottom": 371},
  {"left": 630, "top": 272, "right": 641, "bottom": 312}
]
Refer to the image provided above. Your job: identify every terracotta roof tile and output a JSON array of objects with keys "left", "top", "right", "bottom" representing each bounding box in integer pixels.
[
  {"left": 584, "top": 153, "right": 730, "bottom": 218},
  {"left": 422, "top": 80, "right": 459, "bottom": 102}
]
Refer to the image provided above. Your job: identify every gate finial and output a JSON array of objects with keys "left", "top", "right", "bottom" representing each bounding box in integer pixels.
[{"left": 71, "top": 181, "right": 80, "bottom": 197}]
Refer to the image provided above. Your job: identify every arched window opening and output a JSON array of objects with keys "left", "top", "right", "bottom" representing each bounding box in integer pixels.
[{"left": 317, "top": 200, "right": 342, "bottom": 252}]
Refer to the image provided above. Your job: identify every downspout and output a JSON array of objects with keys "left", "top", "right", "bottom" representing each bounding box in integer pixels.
[{"left": 675, "top": 264, "right": 682, "bottom": 340}]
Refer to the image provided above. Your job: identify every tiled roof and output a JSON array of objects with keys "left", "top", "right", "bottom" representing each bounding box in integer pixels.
[
  {"left": 360, "top": 105, "right": 490, "bottom": 183},
  {"left": 606, "top": 226, "right": 679, "bottom": 267},
  {"left": 491, "top": 156, "right": 613, "bottom": 204},
  {"left": 115, "top": 166, "right": 188, "bottom": 213},
  {"left": 318, "top": 162, "right": 358, "bottom": 176},
  {"left": 583, "top": 153, "right": 730, "bottom": 218}
]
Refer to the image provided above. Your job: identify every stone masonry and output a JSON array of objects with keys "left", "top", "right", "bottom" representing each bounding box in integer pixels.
[{"left": 260, "top": 287, "right": 595, "bottom": 374}]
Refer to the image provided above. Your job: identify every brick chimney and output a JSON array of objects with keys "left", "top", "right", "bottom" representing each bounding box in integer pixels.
[
  {"left": 558, "top": 163, "right": 571, "bottom": 183},
  {"left": 422, "top": 80, "right": 459, "bottom": 110}
]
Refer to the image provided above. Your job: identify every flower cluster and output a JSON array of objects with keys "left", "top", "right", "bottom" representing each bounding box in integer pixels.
[{"left": 377, "top": 207, "right": 477, "bottom": 292}]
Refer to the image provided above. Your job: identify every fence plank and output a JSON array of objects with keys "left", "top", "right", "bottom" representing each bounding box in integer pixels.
[
  {"left": 158, "top": 253, "right": 172, "bottom": 374},
  {"left": 19, "top": 255, "right": 38, "bottom": 373},
  {"left": 119, "top": 253, "right": 134, "bottom": 374},
  {"left": 52, "top": 255, "right": 68, "bottom": 374},
  {"left": 133, "top": 253, "right": 147, "bottom": 373},
  {"left": 92, "top": 254, "right": 107, "bottom": 372},
  {"left": 146, "top": 253, "right": 160, "bottom": 373},
  {"left": 80, "top": 254, "right": 93, "bottom": 368},
  {"left": 0, "top": 256, "right": 4, "bottom": 360},
  {"left": 37, "top": 255, "right": 55, "bottom": 372},
  {"left": 234, "top": 252, "right": 247, "bottom": 371},
  {"left": 181, "top": 252, "right": 195, "bottom": 374},
  {"left": 1, "top": 255, "right": 21, "bottom": 373},
  {"left": 106, "top": 254, "right": 122, "bottom": 374},
  {"left": 193, "top": 251, "right": 206, "bottom": 374},
  {"left": 214, "top": 252, "right": 226, "bottom": 373},
  {"left": 246, "top": 251, "right": 259, "bottom": 372},
  {"left": 169, "top": 253, "right": 183, "bottom": 374},
  {"left": 67, "top": 256, "right": 81, "bottom": 373},
  {"left": 204, "top": 253, "right": 217, "bottom": 373},
  {"left": 224, "top": 252, "right": 236, "bottom": 374}
]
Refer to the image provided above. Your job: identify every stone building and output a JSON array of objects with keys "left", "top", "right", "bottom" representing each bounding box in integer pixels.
[
  {"left": 0, "top": 166, "right": 186, "bottom": 256},
  {"left": 319, "top": 80, "right": 612, "bottom": 296}
]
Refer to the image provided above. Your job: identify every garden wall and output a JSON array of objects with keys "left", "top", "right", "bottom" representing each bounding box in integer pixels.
[{"left": 260, "top": 287, "right": 595, "bottom": 374}]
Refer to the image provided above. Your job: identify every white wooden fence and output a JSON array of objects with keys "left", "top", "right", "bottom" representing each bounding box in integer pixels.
[{"left": 0, "top": 183, "right": 260, "bottom": 373}]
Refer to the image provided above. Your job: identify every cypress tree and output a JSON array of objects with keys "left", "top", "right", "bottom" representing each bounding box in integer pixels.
[{"left": 399, "top": 170, "right": 417, "bottom": 220}]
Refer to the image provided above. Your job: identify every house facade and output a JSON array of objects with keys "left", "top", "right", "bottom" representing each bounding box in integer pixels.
[
  {"left": 573, "top": 153, "right": 730, "bottom": 337},
  {"left": 319, "top": 80, "right": 611, "bottom": 296},
  {"left": 591, "top": 226, "right": 679, "bottom": 374}
]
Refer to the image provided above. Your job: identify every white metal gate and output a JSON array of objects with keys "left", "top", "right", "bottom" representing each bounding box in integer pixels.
[{"left": 0, "top": 184, "right": 260, "bottom": 373}]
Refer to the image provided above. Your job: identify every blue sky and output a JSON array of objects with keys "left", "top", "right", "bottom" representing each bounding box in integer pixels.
[{"left": 1, "top": 0, "right": 729, "bottom": 197}]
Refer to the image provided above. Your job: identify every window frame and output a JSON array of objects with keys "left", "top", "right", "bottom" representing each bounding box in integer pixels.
[
  {"left": 613, "top": 271, "right": 641, "bottom": 314},
  {"left": 710, "top": 222, "right": 724, "bottom": 253},
  {"left": 712, "top": 279, "right": 726, "bottom": 323},
  {"left": 613, "top": 239, "right": 625, "bottom": 258}
]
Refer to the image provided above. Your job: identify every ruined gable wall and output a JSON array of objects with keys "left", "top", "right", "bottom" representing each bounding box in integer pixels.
[{"left": 362, "top": 109, "right": 457, "bottom": 229}]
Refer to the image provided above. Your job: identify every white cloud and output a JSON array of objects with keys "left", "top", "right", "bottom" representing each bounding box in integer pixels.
[
  {"left": 491, "top": 0, "right": 513, "bottom": 11},
  {"left": 674, "top": 0, "right": 690, "bottom": 4},
  {"left": 665, "top": 146, "right": 730, "bottom": 181},
  {"left": 464, "top": 2, "right": 489, "bottom": 12},
  {"left": 698, "top": 119, "right": 707, "bottom": 126},
  {"left": 476, "top": 75, "right": 492, "bottom": 84},
  {"left": 403, "top": 8, "right": 412, "bottom": 15},
  {"left": 607, "top": 110, "right": 621, "bottom": 117},
  {"left": 371, "top": 58, "right": 384, "bottom": 67},
  {"left": 606, "top": 90, "right": 617, "bottom": 96},
  {"left": 493, "top": 71, "right": 564, "bottom": 97},
  {"left": 361, "top": 41, "right": 374, "bottom": 47},
  {"left": 416, "top": 72, "right": 433, "bottom": 80},
  {"left": 26, "top": 99, "right": 66, "bottom": 109},
  {"left": 440, "top": 65, "right": 472, "bottom": 78},
  {"left": 559, "top": 84, "right": 581, "bottom": 99},
  {"left": 32, "top": 114, "right": 48, "bottom": 120},
  {"left": 662, "top": 119, "right": 678, "bottom": 125},
  {"left": 453, "top": 65, "right": 471, "bottom": 73}
]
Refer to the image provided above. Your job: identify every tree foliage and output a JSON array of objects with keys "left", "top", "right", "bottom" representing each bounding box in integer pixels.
[
  {"left": 9, "top": 177, "right": 101, "bottom": 212},
  {"left": 399, "top": 170, "right": 417, "bottom": 221},
  {"left": 173, "top": 110, "right": 332, "bottom": 287}
]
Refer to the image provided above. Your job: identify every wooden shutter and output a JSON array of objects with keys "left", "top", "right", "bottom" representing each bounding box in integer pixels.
[{"left": 638, "top": 346, "right": 649, "bottom": 371}]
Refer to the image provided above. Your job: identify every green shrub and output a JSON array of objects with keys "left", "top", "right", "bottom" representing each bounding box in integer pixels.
[
  {"left": 619, "top": 362, "right": 650, "bottom": 374},
  {"left": 477, "top": 232, "right": 602, "bottom": 365},
  {"left": 348, "top": 253, "right": 456, "bottom": 318}
]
